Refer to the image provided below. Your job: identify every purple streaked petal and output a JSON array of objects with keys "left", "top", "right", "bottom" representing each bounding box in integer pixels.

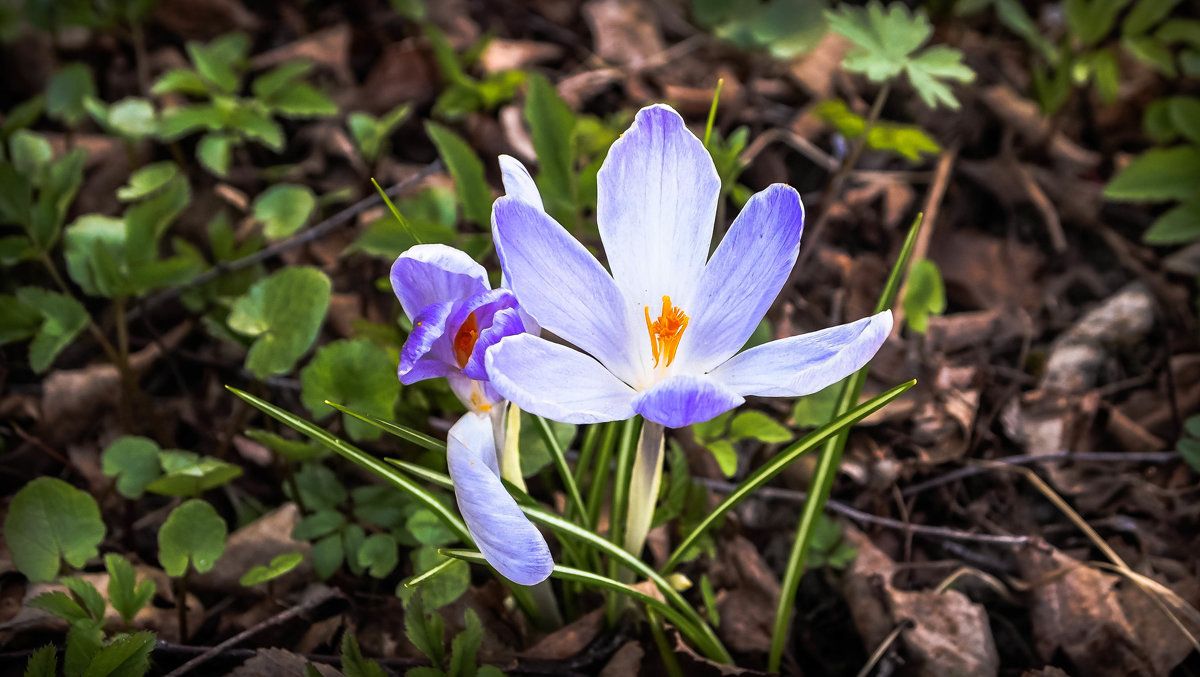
[
  {"left": 399, "top": 301, "right": 455, "bottom": 384},
  {"left": 709, "top": 311, "right": 893, "bottom": 397},
  {"left": 499, "top": 154, "right": 544, "bottom": 210},
  {"left": 492, "top": 197, "right": 639, "bottom": 383},
  {"left": 596, "top": 104, "right": 720, "bottom": 311},
  {"left": 631, "top": 374, "right": 745, "bottom": 428},
  {"left": 463, "top": 306, "right": 526, "bottom": 381},
  {"left": 679, "top": 184, "right": 805, "bottom": 372},
  {"left": 485, "top": 333, "right": 638, "bottom": 424},
  {"left": 447, "top": 412, "right": 553, "bottom": 585},
  {"left": 391, "top": 244, "right": 489, "bottom": 322}
]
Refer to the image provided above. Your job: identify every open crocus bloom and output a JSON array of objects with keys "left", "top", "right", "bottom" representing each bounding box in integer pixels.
[
  {"left": 391, "top": 245, "right": 552, "bottom": 585},
  {"left": 486, "top": 104, "right": 893, "bottom": 428}
]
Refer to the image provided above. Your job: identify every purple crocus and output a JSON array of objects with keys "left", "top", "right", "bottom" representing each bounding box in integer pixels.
[
  {"left": 485, "top": 104, "right": 893, "bottom": 429},
  {"left": 391, "top": 245, "right": 552, "bottom": 585}
]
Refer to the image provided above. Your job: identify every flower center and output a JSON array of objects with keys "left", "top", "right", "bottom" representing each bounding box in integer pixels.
[
  {"left": 644, "top": 295, "right": 688, "bottom": 368},
  {"left": 453, "top": 312, "right": 479, "bottom": 368}
]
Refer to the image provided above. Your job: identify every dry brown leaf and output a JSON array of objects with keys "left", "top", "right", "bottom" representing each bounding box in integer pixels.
[
  {"left": 152, "top": 0, "right": 260, "bottom": 39},
  {"left": 521, "top": 608, "right": 603, "bottom": 660},
  {"left": 980, "top": 85, "right": 1101, "bottom": 171},
  {"left": 842, "top": 527, "right": 1000, "bottom": 676},
  {"left": 598, "top": 640, "right": 645, "bottom": 677},
  {"left": 192, "top": 503, "right": 312, "bottom": 595},
  {"left": 583, "top": 0, "right": 664, "bottom": 70},
  {"left": 250, "top": 25, "right": 352, "bottom": 85},
  {"left": 227, "top": 648, "right": 344, "bottom": 677},
  {"left": 480, "top": 38, "right": 563, "bottom": 74},
  {"left": 714, "top": 535, "right": 781, "bottom": 655},
  {"left": 787, "top": 32, "right": 850, "bottom": 99}
]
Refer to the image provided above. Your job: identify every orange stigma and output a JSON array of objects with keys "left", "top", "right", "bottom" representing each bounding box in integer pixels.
[
  {"left": 644, "top": 296, "right": 688, "bottom": 368},
  {"left": 453, "top": 312, "right": 479, "bottom": 368}
]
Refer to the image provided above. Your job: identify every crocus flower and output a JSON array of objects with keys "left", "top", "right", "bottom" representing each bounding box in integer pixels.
[
  {"left": 486, "top": 104, "right": 893, "bottom": 429},
  {"left": 391, "top": 245, "right": 552, "bottom": 585}
]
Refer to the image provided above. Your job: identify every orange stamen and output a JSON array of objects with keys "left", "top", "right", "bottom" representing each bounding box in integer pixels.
[
  {"left": 644, "top": 296, "right": 688, "bottom": 368},
  {"left": 453, "top": 312, "right": 479, "bottom": 368}
]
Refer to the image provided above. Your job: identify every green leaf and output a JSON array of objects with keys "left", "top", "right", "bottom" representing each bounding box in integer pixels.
[
  {"left": 60, "top": 577, "right": 105, "bottom": 620},
  {"left": 425, "top": 121, "right": 492, "bottom": 227},
  {"left": 227, "top": 267, "right": 331, "bottom": 378},
  {"left": 291, "top": 462, "right": 347, "bottom": 511},
  {"left": 28, "top": 591, "right": 91, "bottom": 624},
  {"left": 292, "top": 509, "right": 347, "bottom": 540},
  {"left": 904, "top": 45, "right": 975, "bottom": 109},
  {"left": 806, "top": 514, "right": 857, "bottom": 570},
  {"left": 1143, "top": 99, "right": 1177, "bottom": 144},
  {"left": 791, "top": 384, "right": 840, "bottom": 428},
  {"left": 64, "top": 620, "right": 104, "bottom": 677},
  {"left": 151, "top": 68, "right": 211, "bottom": 96},
  {"left": 197, "top": 133, "right": 234, "bottom": 177},
  {"left": 251, "top": 62, "right": 313, "bottom": 98},
  {"left": 267, "top": 84, "right": 338, "bottom": 118},
  {"left": 448, "top": 608, "right": 483, "bottom": 677},
  {"left": 187, "top": 33, "right": 248, "bottom": 94},
  {"left": 1156, "top": 18, "right": 1200, "bottom": 48},
  {"left": 407, "top": 509, "right": 457, "bottom": 547},
  {"left": 117, "top": 162, "right": 179, "bottom": 202},
  {"left": 704, "top": 440, "right": 738, "bottom": 477},
  {"left": 106, "top": 98, "right": 158, "bottom": 138},
  {"left": 1123, "top": 35, "right": 1177, "bottom": 76},
  {"left": 81, "top": 631, "right": 155, "bottom": 677},
  {"left": 15, "top": 287, "right": 88, "bottom": 373},
  {"left": 226, "top": 106, "right": 284, "bottom": 151},
  {"left": 63, "top": 215, "right": 125, "bottom": 297},
  {"left": 1065, "top": 0, "right": 1131, "bottom": 46},
  {"left": 403, "top": 549, "right": 469, "bottom": 609},
  {"left": 1167, "top": 98, "right": 1200, "bottom": 144},
  {"left": 518, "top": 411, "right": 575, "bottom": 477},
  {"left": 341, "top": 630, "right": 387, "bottom": 677},
  {"left": 105, "top": 553, "right": 156, "bottom": 625},
  {"left": 0, "top": 294, "right": 41, "bottom": 344},
  {"left": 23, "top": 644, "right": 57, "bottom": 677},
  {"left": 311, "top": 533, "right": 344, "bottom": 580},
  {"left": 144, "top": 450, "right": 242, "bottom": 496},
  {"left": 252, "top": 184, "right": 316, "bottom": 240},
  {"left": 404, "top": 590, "right": 446, "bottom": 668},
  {"left": 157, "top": 105, "right": 221, "bottom": 141},
  {"left": 1123, "top": 0, "right": 1182, "bottom": 35},
  {"left": 729, "top": 410, "right": 792, "bottom": 443},
  {"left": 0, "top": 95, "right": 44, "bottom": 142},
  {"left": 1105, "top": 147, "right": 1200, "bottom": 202},
  {"left": 244, "top": 429, "right": 324, "bottom": 462},
  {"left": 10, "top": 130, "right": 53, "bottom": 174},
  {"left": 1179, "top": 438, "right": 1200, "bottom": 474},
  {"left": 358, "top": 533, "right": 399, "bottom": 578},
  {"left": 46, "top": 64, "right": 96, "bottom": 127},
  {"left": 158, "top": 499, "right": 227, "bottom": 576},
  {"left": 902, "top": 258, "right": 946, "bottom": 333},
  {"left": 1143, "top": 198, "right": 1200, "bottom": 245},
  {"left": 124, "top": 173, "right": 189, "bottom": 266},
  {"left": 524, "top": 73, "right": 577, "bottom": 226},
  {"left": 300, "top": 339, "right": 399, "bottom": 441},
  {"left": 239, "top": 551, "right": 304, "bottom": 586},
  {"left": 101, "top": 437, "right": 163, "bottom": 499},
  {"left": 4, "top": 477, "right": 105, "bottom": 581}
]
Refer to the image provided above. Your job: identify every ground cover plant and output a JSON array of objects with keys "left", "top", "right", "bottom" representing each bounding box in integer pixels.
[{"left": 1, "top": 0, "right": 1199, "bottom": 675}]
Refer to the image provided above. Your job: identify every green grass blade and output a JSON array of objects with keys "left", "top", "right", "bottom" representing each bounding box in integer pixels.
[
  {"left": 661, "top": 379, "right": 916, "bottom": 573},
  {"left": 325, "top": 400, "right": 446, "bottom": 452},
  {"left": 226, "top": 386, "right": 469, "bottom": 542},
  {"left": 532, "top": 415, "right": 591, "bottom": 530},
  {"left": 703, "top": 78, "right": 724, "bottom": 149},
  {"left": 370, "top": 177, "right": 419, "bottom": 244},
  {"left": 442, "top": 549, "right": 718, "bottom": 662},
  {"left": 767, "top": 212, "right": 925, "bottom": 672}
]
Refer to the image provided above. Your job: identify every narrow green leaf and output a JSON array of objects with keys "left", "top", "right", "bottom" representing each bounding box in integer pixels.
[
  {"left": 1105, "top": 147, "right": 1200, "bottom": 202},
  {"left": 324, "top": 400, "right": 446, "bottom": 452},
  {"left": 425, "top": 121, "right": 492, "bottom": 227},
  {"left": 81, "top": 631, "right": 155, "bottom": 677},
  {"left": 532, "top": 415, "right": 589, "bottom": 529},
  {"left": 524, "top": 73, "right": 576, "bottom": 226},
  {"left": 1143, "top": 198, "right": 1200, "bottom": 245}
]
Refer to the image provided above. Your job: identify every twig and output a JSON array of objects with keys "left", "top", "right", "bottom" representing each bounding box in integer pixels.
[
  {"left": 890, "top": 145, "right": 957, "bottom": 336},
  {"left": 161, "top": 587, "right": 342, "bottom": 677},
  {"left": 900, "top": 451, "right": 1181, "bottom": 497},
  {"left": 855, "top": 620, "right": 911, "bottom": 677},
  {"left": 132, "top": 162, "right": 442, "bottom": 320},
  {"left": 694, "top": 478, "right": 1031, "bottom": 546}
]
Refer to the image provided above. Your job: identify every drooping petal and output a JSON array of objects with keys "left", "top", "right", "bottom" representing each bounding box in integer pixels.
[
  {"left": 391, "top": 244, "right": 489, "bottom": 321},
  {"left": 679, "top": 184, "right": 805, "bottom": 373},
  {"left": 462, "top": 306, "right": 526, "bottom": 381},
  {"left": 492, "top": 196, "right": 639, "bottom": 383},
  {"left": 710, "top": 311, "right": 893, "bottom": 397},
  {"left": 596, "top": 104, "right": 720, "bottom": 311},
  {"left": 447, "top": 372, "right": 503, "bottom": 413},
  {"left": 485, "top": 333, "right": 638, "bottom": 424},
  {"left": 447, "top": 412, "right": 553, "bottom": 586},
  {"left": 631, "top": 374, "right": 745, "bottom": 428},
  {"left": 399, "top": 300, "right": 456, "bottom": 384},
  {"left": 499, "top": 155, "right": 544, "bottom": 210}
]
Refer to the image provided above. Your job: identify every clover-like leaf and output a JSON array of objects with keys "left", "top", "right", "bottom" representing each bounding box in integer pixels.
[
  {"left": 227, "top": 267, "right": 331, "bottom": 378},
  {"left": 106, "top": 98, "right": 158, "bottom": 139},
  {"left": 358, "top": 533, "right": 399, "bottom": 579},
  {"left": 105, "top": 553, "right": 156, "bottom": 625},
  {"left": 158, "top": 499, "right": 227, "bottom": 577},
  {"left": 13, "top": 287, "right": 88, "bottom": 373},
  {"left": 292, "top": 509, "right": 347, "bottom": 541},
  {"left": 827, "top": 1, "right": 974, "bottom": 109},
  {"left": 729, "top": 410, "right": 791, "bottom": 444},
  {"left": 253, "top": 184, "right": 316, "bottom": 240},
  {"left": 4, "top": 477, "right": 105, "bottom": 581},
  {"left": 408, "top": 547, "right": 468, "bottom": 609},
  {"left": 116, "top": 162, "right": 178, "bottom": 202},
  {"left": 300, "top": 338, "right": 400, "bottom": 441},
  {"left": 144, "top": 450, "right": 242, "bottom": 496},
  {"left": 101, "top": 436, "right": 163, "bottom": 499},
  {"left": 239, "top": 552, "right": 304, "bottom": 587}
]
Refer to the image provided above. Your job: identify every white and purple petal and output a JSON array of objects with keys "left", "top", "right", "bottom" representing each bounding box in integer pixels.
[
  {"left": 680, "top": 184, "right": 804, "bottom": 373},
  {"left": 485, "top": 334, "right": 638, "bottom": 424},
  {"left": 631, "top": 374, "right": 745, "bottom": 428},
  {"left": 447, "top": 412, "right": 553, "bottom": 586},
  {"left": 709, "top": 311, "right": 893, "bottom": 398},
  {"left": 391, "top": 244, "right": 490, "bottom": 321},
  {"left": 596, "top": 104, "right": 720, "bottom": 312},
  {"left": 499, "top": 154, "right": 544, "bottom": 210},
  {"left": 492, "top": 196, "right": 640, "bottom": 383}
]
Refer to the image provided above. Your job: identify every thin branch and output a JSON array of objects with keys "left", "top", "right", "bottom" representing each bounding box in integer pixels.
[{"left": 900, "top": 451, "right": 1181, "bottom": 497}]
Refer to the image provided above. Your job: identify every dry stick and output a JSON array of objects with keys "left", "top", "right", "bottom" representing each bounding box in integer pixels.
[
  {"left": 899, "top": 451, "right": 1181, "bottom": 498},
  {"left": 693, "top": 478, "right": 1031, "bottom": 546},
  {"left": 161, "top": 587, "right": 342, "bottom": 677},
  {"left": 855, "top": 620, "right": 911, "bottom": 677},
  {"left": 889, "top": 145, "right": 957, "bottom": 336},
  {"left": 132, "top": 161, "right": 442, "bottom": 320},
  {"left": 794, "top": 82, "right": 891, "bottom": 274}
]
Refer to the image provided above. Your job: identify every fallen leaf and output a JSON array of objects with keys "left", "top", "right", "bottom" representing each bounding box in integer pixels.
[
  {"left": 598, "top": 640, "right": 644, "bottom": 677},
  {"left": 192, "top": 503, "right": 312, "bottom": 595},
  {"left": 521, "top": 608, "right": 603, "bottom": 660},
  {"left": 227, "top": 648, "right": 344, "bottom": 677},
  {"left": 583, "top": 0, "right": 664, "bottom": 70},
  {"left": 480, "top": 39, "right": 563, "bottom": 74}
]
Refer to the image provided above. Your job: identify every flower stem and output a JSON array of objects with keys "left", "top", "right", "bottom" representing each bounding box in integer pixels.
[{"left": 623, "top": 421, "right": 665, "bottom": 558}]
